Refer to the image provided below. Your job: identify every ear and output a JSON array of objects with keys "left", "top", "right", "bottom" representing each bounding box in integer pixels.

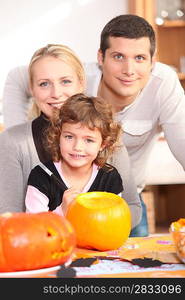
[
  {"left": 97, "top": 49, "right": 104, "bottom": 66},
  {"left": 151, "top": 50, "right": 157, "bottom": 69}
]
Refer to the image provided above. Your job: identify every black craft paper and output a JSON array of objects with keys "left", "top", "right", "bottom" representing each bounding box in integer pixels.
[{"left": 132, "top": 257, "right": 163, "bottom": 267}]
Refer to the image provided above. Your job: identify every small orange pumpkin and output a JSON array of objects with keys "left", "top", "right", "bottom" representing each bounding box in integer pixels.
[
  {"left": 66, "top": 191, "right": 131, "bottom": 251},
  {"left": 170, "top": 218, "right": 185, "bottom": 263},
  {"left": 0, "top": 211, "right": 76, "bottom": 272}
]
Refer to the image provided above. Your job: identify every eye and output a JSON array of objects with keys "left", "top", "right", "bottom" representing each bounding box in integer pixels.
[
  {"left": 113, "top": 54, "right": 124, "bottom": 60},
  {"left": 39, "top": 81, "right": 49, "bottom": 87},
  {"left": 86, "top": 138, "right": 94, "bottom": 143},
  {"left": 64, "top": 135, "right": 73, "bottom": 139},
  {"left": 135, "top": 55, "right": 145, "bottom": 61},
  {"left": 62, "top": 79, "right": 72, "bottom": 85}
]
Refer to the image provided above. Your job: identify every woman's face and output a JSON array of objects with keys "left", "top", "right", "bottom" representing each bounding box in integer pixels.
[{"left": 30, "top": 56, "right": 83, "bottom": 118}]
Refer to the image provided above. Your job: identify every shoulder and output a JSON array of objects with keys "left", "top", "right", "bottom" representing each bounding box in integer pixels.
[
  {"left": 96, "top": 164, "right": 123, "bottom": 194},
  {"left": 0, "top": 121, "right": 32, "bottom": 141},
  {"left": 0, "top": 121, "right": 33, "bottom": 147},
  {"left": 27, "top": 163, "right": 53, "bottom": 194},
  {"left": 100, "top": 163, "right": 122, "bottom": 177},
  {"left": 151, "top": 62, "right": 178, "bottom": 81},
  {"left": 30, "top": 161, "right": 56, "bottom": 177},
  {"left": 28, "top": 162, "right": 52, "bottom": 183}
]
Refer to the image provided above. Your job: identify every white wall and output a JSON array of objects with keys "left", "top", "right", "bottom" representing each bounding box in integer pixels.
[{"left": 0, "top": 0, "right": 127, "bottom": 100}]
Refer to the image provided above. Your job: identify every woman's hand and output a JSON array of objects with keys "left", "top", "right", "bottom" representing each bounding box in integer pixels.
[{"left": 61, "top": 187, "right": 82, "bottom": 216}]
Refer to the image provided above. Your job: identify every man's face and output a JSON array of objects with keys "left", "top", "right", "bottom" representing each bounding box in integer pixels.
[{"left": 98, "top": 36, "right": 155, "bottom": 108}]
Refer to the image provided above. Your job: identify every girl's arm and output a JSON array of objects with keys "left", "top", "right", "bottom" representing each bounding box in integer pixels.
[{"left": 25, "top": 185, "right": 49, "bottom": 213}]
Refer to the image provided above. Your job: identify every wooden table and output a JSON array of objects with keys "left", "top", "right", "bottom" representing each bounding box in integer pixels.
[
  {"left": 71, "top": 234, "right": 185, "bottom": 278},
  {"left": 0, "top": 234, "right": 184, "bottom": 278}
]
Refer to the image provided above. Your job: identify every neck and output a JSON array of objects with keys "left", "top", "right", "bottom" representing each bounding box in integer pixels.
[
  {"left": 60, "top": 161, "right": 93, "bottom": 189},
  {"left": 98, "top": 79, "right": 140, "bottom": 113}
]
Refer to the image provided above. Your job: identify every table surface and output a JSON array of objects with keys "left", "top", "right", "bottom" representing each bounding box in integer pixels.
[
  {"left": 0, "top": 234, "right": 184, "bottom": 278},
  {"left": 70, "top": 234, "right": 185, "bottom": 278}
]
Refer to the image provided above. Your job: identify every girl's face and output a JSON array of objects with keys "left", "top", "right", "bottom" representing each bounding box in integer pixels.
[
  {"left": 59, "top": 122, "right": 104, "bottom": 169},
  {"left": 30, "top": 56, "right": 83, "bottom": 118}
]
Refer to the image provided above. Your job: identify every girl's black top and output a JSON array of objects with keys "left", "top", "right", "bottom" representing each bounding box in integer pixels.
[{"left": 27, "top": 161, "right": 123, "bottom": 211}]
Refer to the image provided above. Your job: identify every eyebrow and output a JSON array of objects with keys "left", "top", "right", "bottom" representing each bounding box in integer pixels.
[
  {"left": 37, "top": 75, "right": 74, "bottom": 81},
  {"left": 110, "top": 51, "right": 149, "bottom": 56},
  {"left": 62, "top": 130, "right": 98, "bottom": 139}
]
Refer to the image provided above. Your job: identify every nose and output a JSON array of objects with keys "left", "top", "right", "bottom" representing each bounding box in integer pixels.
[
  {"left": 50, "top": 84, "right": 62, "bottom": 99},
  {"left": 73, "top": 139, "right": 83, "bottom": 151},
  {"left": 122, "top": 59, "right": 135, "bottom": 76}
]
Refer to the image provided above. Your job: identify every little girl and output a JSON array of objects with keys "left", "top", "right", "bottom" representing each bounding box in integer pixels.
[{"left": 25, "top": 93, "right": 123, "bottom": 215}]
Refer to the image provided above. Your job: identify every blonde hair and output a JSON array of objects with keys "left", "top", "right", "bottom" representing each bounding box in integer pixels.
[
  {"left": 46, "top": 93, "right": 122, "bottom": 167},
  {"left": 28, "top": 44, "right": 85, "bottom": 119}
]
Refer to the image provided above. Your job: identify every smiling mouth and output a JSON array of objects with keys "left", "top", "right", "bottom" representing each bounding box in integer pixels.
[
  {"left": 118, "top": 78, "right": 136, "bottom": 85},
  {"left": 70, "top": 154, "right": 86, "bottom": 159},
  {"left": 49, "top": 102, "right": 64, "bottom": 108}
]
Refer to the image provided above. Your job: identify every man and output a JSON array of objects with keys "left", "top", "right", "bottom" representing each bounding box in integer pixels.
[
  {"left": 84, "top": 14, "right": 185, "bottom": 236},
  {"left": 2, "top": 15, "right": 185, "bottom": 236}
]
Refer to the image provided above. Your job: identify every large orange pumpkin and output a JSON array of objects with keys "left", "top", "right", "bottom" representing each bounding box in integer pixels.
[
  {"left": 66, "top": 191, "right": 131, "bottom": 251},
  {"left": 0, "top": 211, "right": 76, "bottom": 272}
]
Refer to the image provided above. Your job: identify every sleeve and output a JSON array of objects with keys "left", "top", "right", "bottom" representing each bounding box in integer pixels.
[
  {"left": 27, "top": 166, "right": 51, "bottom": 199},
  {"left": 25, "top": 185, "right": 49, "bottom": 213},
  {"left": 108, "top": 145, "right": 142, "bottom": 229},
  {"left": 159, "top": 70, "right": 185, "bottom": 170},
  {"left": 26, "top": 165, "right": 64, "bottom": 212},
  {"left": 2, "top": 66, "right": 31, "bottom": 128},
  {"left": 0, "top": 130, "right": 26, "bottom": 213}
]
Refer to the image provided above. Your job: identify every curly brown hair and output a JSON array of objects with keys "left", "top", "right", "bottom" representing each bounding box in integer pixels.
[{"left": 45, "top": 93, "right": 122, "bottom": 167}]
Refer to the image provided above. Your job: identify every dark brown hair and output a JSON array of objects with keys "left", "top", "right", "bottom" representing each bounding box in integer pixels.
[
  {"left": 100, "top": 14, "right": 156, "bottom": 58},
  {"left": 46, "top": 93, "right": 122, "bottom": 167}
]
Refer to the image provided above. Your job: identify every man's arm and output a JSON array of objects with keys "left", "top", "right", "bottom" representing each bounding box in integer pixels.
[
  {"left": 108, "top": 145, "right": 142, "bottom": 229},
  {"left": 2, "top": 66, "right": 31, "bottom": 128},
  {"left": 159, "top": 70, "right": 185, "bottom": 171},
  {"left": 0, "top": 130, "right": 26, "bottom": 213}
]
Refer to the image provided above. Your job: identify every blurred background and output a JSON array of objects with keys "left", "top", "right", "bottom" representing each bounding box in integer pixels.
[{"left": 0, "top": 0, "right": 126, "bottom": 100}]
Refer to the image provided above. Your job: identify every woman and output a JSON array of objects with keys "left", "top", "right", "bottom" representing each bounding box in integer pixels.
[
  {"left": 0, "top": 44, "right": 141, "bottom": 229},
  {"left": 0, "top": 44, "right": 84, "bottom": 213}
]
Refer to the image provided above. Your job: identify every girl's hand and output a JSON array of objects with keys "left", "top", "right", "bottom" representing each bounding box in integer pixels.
[{"left": 61, "top": 187, "right": 82, "bottom": 215}]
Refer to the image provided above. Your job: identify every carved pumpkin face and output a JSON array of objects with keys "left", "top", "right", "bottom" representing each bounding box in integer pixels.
[
  {"left": 66, "top": 191, "right": 131, "bottom": 251},
  {"left": 0, "top": 212, "right": 76, "bottom": 272}
]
